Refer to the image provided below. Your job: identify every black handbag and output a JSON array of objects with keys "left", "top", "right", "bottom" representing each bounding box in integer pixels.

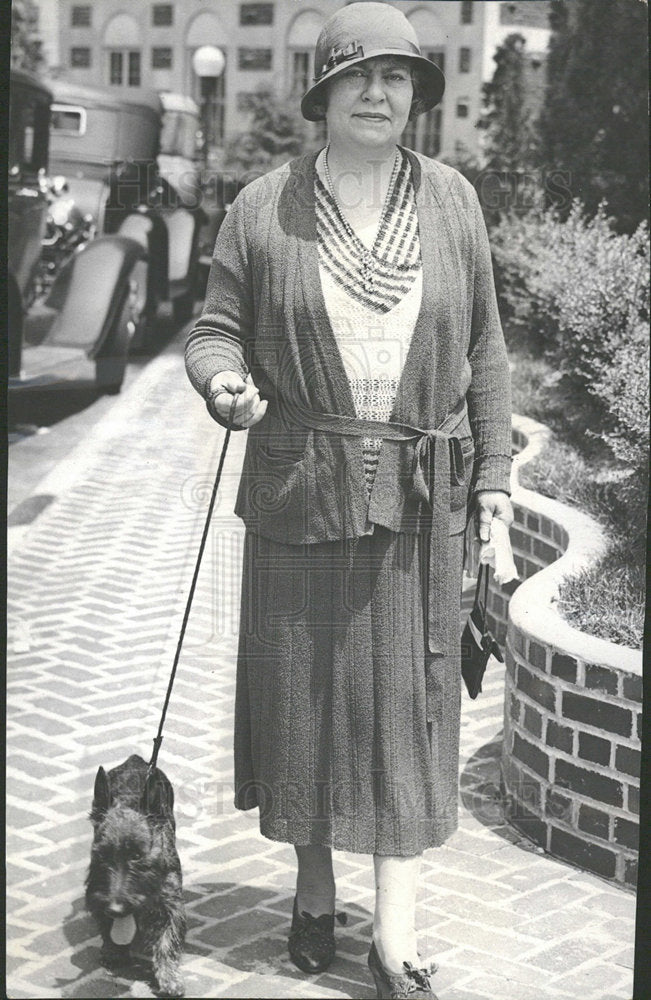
[{"left": 461, "top": 563, "right": 504, "bottom": 699}]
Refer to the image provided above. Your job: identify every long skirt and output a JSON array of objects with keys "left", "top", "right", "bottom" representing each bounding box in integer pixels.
[{"left": 233, "top": 524, "right": 464, "bottom": 856}]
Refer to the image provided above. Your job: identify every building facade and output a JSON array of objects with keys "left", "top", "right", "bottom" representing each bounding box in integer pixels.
[{"left": 31, "top": 0, "right": 550, "bottom": 164}]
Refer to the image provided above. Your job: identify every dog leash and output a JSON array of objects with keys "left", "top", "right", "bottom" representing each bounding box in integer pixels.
[{"left": 148, "top": 392, "right": 240, "bottom": 775}]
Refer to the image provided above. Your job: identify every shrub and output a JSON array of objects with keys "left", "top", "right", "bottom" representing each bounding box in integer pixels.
[
  {"left": 490, "top": 208, "right": 561, "bottom": 341},
  {"left": 225, "top": 88, "right": 306, "bottom": 177},
  {"left": 594, "top": 337, "right": 649, "bottom": 475},
  {"left": 552, "top": 211, "right": 648, "bottom": 379},
  {"left": 492, "top": 203, "right": 650, "bottom": 477}
]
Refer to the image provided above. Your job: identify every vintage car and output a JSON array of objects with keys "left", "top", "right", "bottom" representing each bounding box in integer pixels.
[
  {"left": 47, "top": 80, "right": 205, "bottom": 340},
  {"left": 9, "top": 69, "right": 145, "bottom": 393}
]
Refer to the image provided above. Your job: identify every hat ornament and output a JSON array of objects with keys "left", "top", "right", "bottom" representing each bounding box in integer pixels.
[{"left": 319, "top": 41, "right": 365, "bottom": 80}]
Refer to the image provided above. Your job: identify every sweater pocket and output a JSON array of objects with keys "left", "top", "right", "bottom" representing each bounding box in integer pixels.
[
  {"left": 235, "top": 432, "right": 313, "bottom": 540},
  {"left": 253, "top": 445, "right": 307, "bottom": 514},
  {"left": 257, "top": 442, "right": 306, "bottom": 464}
]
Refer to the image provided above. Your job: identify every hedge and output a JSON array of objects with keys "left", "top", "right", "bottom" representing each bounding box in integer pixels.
[{"left": 490, "top": 203, "right": 649, "bottom": 478}]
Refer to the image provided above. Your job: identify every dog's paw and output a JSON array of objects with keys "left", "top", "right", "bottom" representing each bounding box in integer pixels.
[{"left": 155, "top": 967, "right": 185, "bottom": 998}]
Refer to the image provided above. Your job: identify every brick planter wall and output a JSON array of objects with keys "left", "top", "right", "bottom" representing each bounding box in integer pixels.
[{"left": 492, "top": 415, "right": 642, "bottom": 889}]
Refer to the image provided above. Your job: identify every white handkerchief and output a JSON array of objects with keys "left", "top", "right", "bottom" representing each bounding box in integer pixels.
[{"left": 479, "top": 517, "right": 519, "bottom": 585}]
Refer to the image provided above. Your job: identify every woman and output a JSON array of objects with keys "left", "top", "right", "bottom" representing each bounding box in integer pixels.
[{"left": 185, "top": 4, "right": 513, "bottom": 997}]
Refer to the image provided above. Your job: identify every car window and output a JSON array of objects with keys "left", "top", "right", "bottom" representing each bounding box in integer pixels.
[{"left": 51, "top": 104, "right": 87, "bottom": 136}]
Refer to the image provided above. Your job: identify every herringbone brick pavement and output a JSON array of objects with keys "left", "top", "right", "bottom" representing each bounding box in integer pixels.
[{"left": 7, "top": 339, "right": 635, "bottom": 999}]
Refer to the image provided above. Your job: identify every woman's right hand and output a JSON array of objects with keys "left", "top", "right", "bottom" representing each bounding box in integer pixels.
[{"left": 208, "top": 371, "right": 268, "bottom": 428}]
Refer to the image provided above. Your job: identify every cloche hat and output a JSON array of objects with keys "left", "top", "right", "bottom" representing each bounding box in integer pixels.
[{"left": 301, "top": 2, "right": 445, "bottom": 122}]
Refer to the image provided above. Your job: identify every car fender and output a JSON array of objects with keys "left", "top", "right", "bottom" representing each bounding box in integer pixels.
[{"left": 41, "top": 234, "right": 146, "bottom": 358}]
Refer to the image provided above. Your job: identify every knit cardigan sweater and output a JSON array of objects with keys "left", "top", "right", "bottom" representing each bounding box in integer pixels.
[{"left": 186, "top": 148, "right": 512, "bottom": 566}]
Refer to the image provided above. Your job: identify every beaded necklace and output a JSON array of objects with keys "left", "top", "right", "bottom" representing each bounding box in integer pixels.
[{"left": 323, "top": 144, "right": 401, "bottom": 292}]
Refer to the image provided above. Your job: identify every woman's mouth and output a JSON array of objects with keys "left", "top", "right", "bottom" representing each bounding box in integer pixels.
[{"left": 355, "top": 113, "right": 389, "bottom": 122}]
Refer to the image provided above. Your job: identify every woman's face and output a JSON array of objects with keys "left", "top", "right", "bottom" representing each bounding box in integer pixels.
[{"left": 324, "top": 56, "right": 414, "bottom": 152}]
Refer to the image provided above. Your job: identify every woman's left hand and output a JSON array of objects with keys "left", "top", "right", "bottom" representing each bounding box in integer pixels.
[{"left": 474, "top": 491, "right": 514, "bottom": 543}]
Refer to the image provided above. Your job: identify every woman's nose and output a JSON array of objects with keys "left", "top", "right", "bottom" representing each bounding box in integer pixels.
[{"left": 362, "top": 72, "right": 386, "bottom": 101}]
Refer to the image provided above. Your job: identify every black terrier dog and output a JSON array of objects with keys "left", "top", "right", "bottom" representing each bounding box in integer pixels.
[{"left": 85, "top": 754, "right": 186, "bottom": 997}]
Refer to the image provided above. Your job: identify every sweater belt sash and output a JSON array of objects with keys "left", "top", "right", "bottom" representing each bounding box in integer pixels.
[{"left": 277, "top": 396, "right": 468, "bottom": 657}]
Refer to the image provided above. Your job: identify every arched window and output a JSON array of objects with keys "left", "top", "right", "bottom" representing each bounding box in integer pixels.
[
  {"left": 104, "top": 13, "right": 142, "bottom": 87},
  {"left": 286, "top": 10, "right": 323, "bottom": 96}
]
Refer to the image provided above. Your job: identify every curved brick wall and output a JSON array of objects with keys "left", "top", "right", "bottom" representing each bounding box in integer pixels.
[{"left": 489, "top": 415, "right": 641, "bottom": 889}]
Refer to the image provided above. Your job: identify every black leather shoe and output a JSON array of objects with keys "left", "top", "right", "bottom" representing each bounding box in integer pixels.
[
  {"left": 288, "top": 896, "right": 342, "bottom": 974},
  {"left": 368, "top": 940, "right": 439, "bottom": 999}
]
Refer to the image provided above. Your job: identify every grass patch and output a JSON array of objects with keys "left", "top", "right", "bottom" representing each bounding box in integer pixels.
[
  {"left": 555, "top": 557, "right": 644, "bottom": 650},
  {"left": 509, "top": 334, "right": 646, "bottom": 649}
]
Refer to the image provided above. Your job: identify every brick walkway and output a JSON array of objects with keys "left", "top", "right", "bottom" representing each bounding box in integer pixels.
[{"left": 7, "top": 336, "right": 636, "bottom": 999}]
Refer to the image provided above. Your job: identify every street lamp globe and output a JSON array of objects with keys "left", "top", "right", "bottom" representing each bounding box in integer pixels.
[{"left": 192, "top": 46, "right": 225, "bottom": 79}]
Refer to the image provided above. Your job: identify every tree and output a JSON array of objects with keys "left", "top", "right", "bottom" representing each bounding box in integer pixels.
[
  {"left": 538, "top": 0, "right": 649, "bottom": 232},
  {"left": 225, "top": 89, "right": 306, "bottom": 179},
  {"left": 11, "top": 0, "right": 44, "bottom": 73},
  {"left": 480, "top": 33, "right": 538, "bottom": 171}
]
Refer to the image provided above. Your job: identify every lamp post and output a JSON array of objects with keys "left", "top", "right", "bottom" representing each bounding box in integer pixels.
[{"left": 191, "top": 45, "right": 226, "bottom": 170}]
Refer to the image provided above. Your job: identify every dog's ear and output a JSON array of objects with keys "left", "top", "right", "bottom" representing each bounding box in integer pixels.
[
  {"left": 91, "top": 766, "right": 111, "bottom": 821},
  {"left": 140, "top": 771, "right": 172, "bottom": 821}
]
